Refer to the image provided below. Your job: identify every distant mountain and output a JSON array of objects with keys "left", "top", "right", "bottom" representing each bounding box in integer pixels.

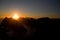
[
  {"left": 0, "top": 17, "right": 60, "bottom": 40},
  {"left": 0, "top": 18, "right": 4, "bottom": 24}
]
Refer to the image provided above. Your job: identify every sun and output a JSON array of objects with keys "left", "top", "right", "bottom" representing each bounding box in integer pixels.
[{"left": 12, "top": 13, "right": 19, "bottom": 20}]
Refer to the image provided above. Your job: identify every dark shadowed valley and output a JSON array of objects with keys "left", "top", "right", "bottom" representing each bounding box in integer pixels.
[{"left": 0, "top": 17, "right": 60, "bottom": 40}]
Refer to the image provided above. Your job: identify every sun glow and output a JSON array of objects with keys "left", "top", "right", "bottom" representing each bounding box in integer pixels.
[{"left": 12, "top": 13, "right": 19, "bottom": 20}]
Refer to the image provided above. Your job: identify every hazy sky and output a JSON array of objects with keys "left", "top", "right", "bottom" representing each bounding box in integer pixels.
[{"left": 0, "top": 0, "right": 60, "bottom": 18}]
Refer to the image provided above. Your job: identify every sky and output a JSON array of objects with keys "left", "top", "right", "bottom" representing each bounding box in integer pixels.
[{"left": 0, "top": 0, "right": 60, "bottom": 18}]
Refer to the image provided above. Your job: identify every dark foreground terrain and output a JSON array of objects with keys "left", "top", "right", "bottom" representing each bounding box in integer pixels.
[{"left": 0, "top": 17, "right": 60, "bottom": 40}]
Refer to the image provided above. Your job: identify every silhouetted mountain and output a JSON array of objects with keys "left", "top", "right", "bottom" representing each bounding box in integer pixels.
[
  {"left": 0, "top": 17, "right": 60, "bottom": 40},
  {"left": 0, "top": 18, "right": 3, "bottom": 24}
]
